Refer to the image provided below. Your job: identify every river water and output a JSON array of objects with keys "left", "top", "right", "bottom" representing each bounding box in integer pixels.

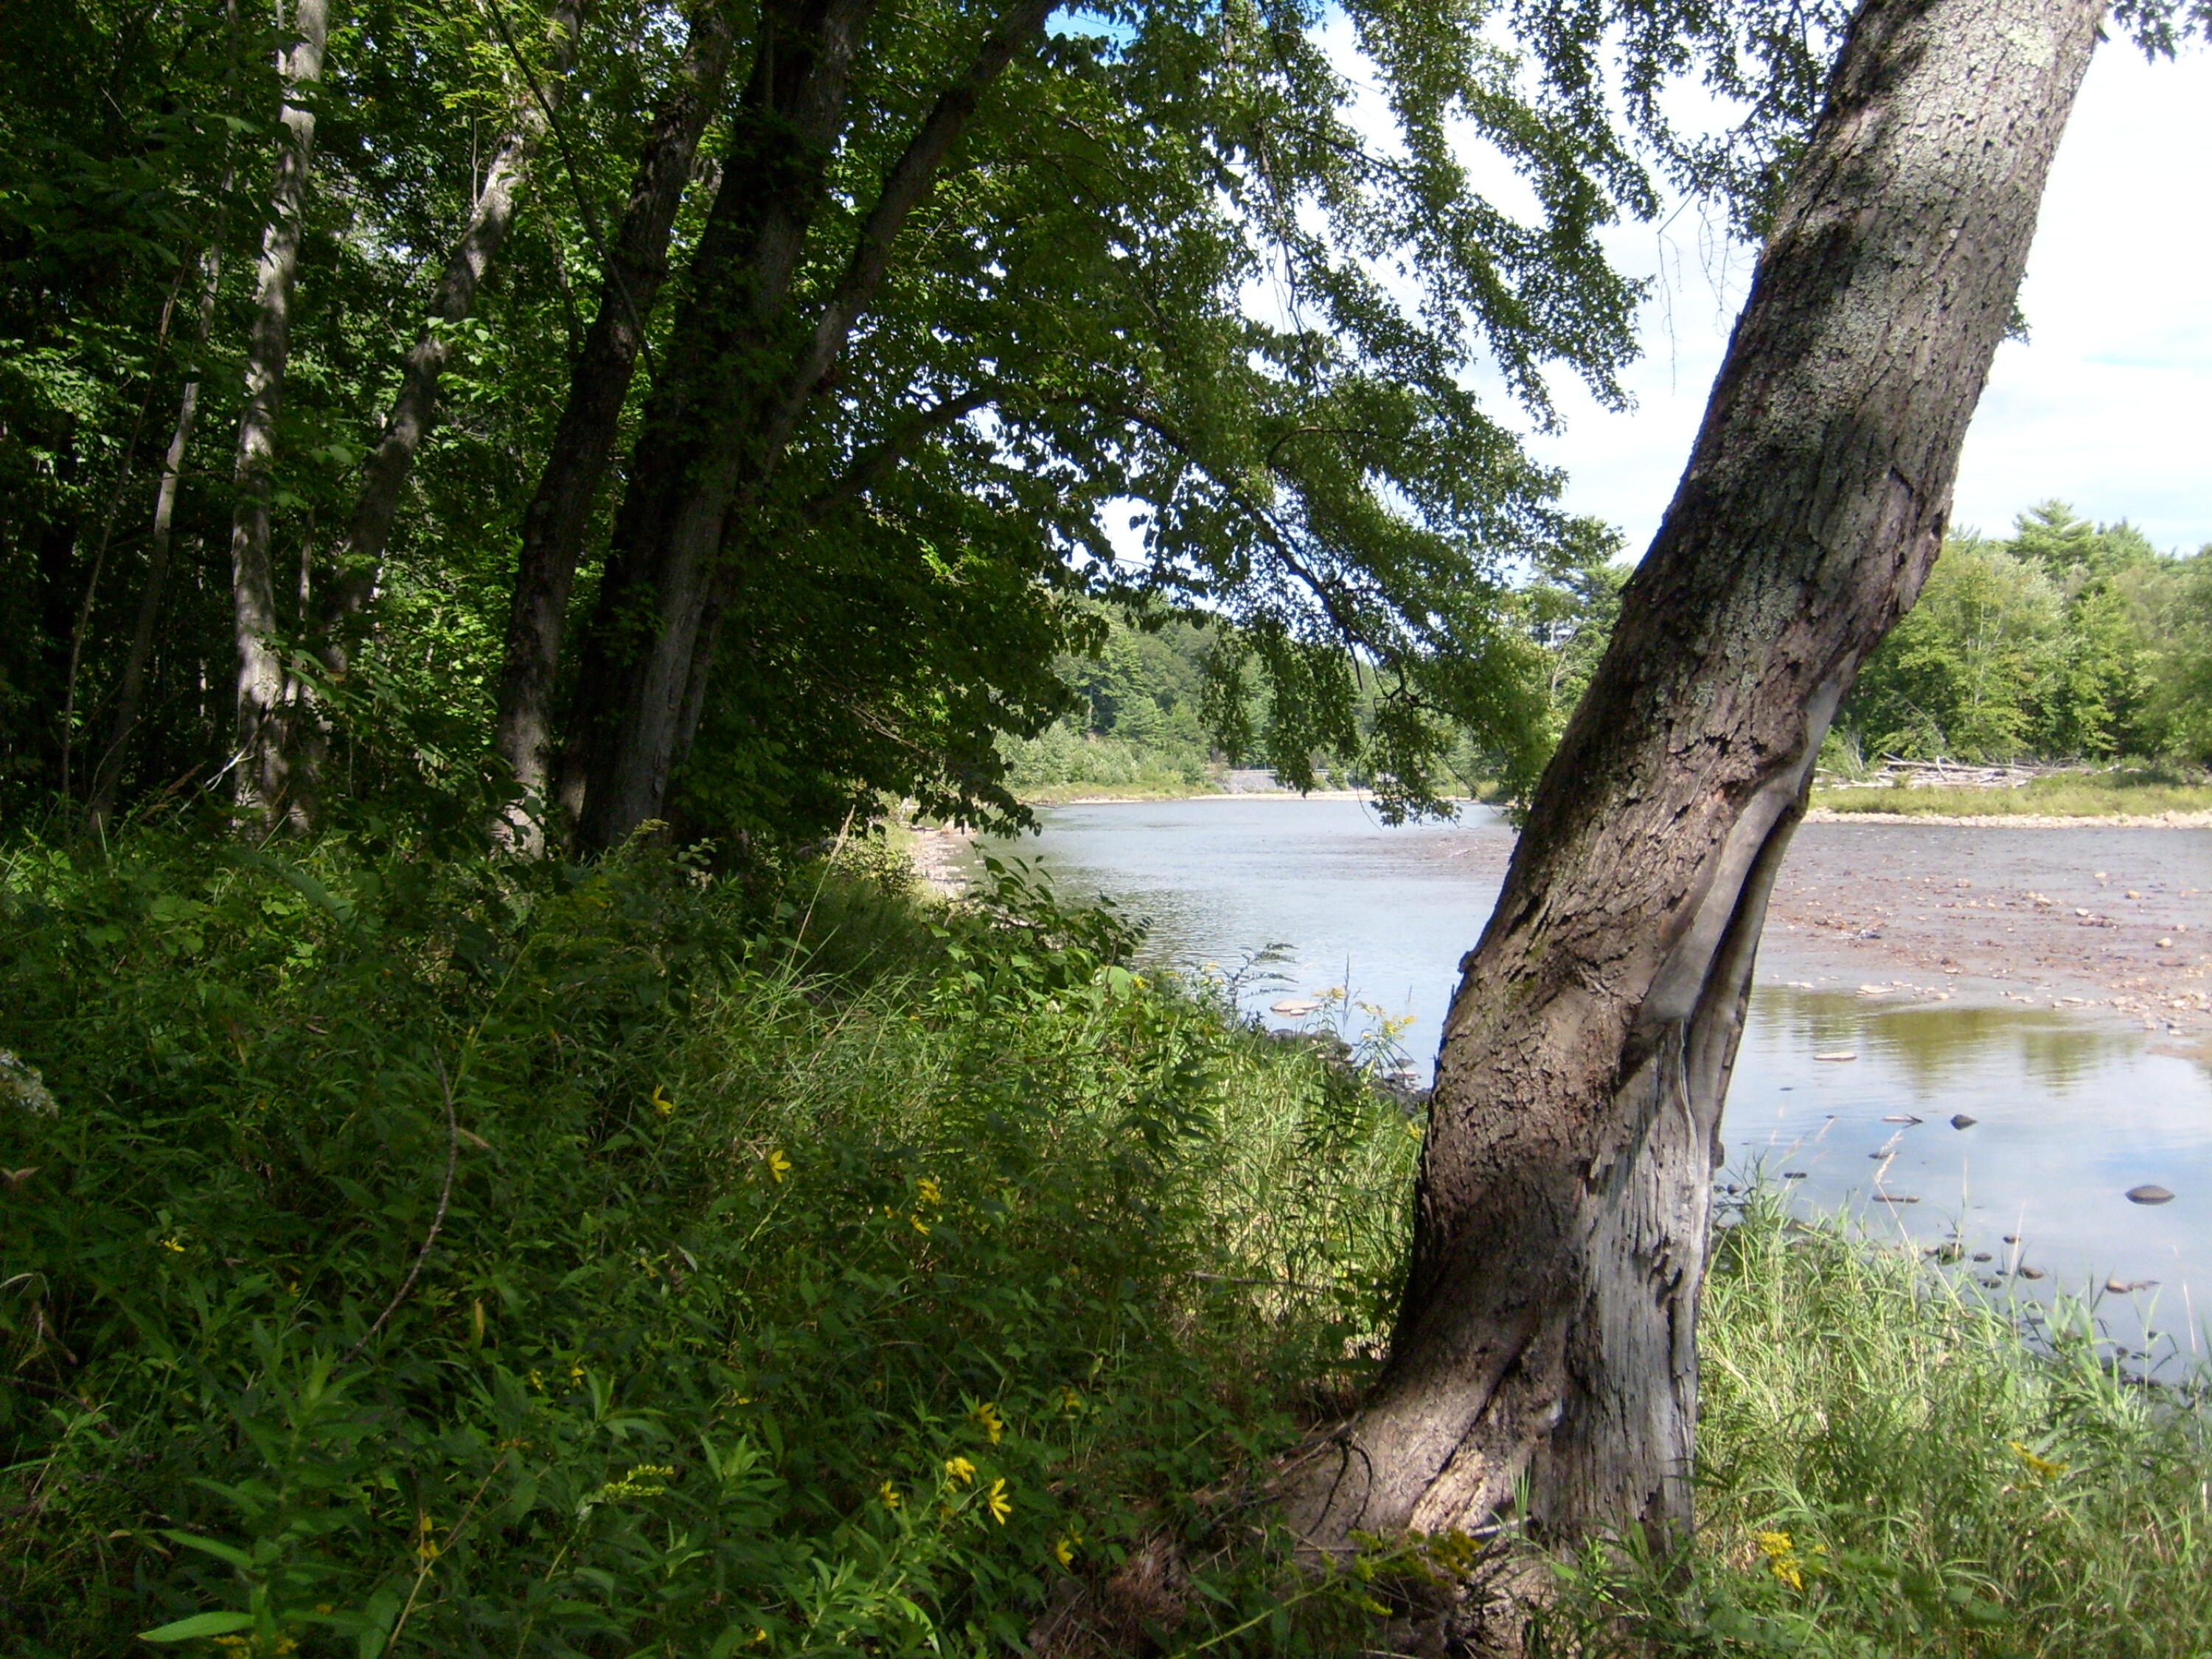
[{"left": 974, "top": 796, "right": 2212, "bottom": 1366}]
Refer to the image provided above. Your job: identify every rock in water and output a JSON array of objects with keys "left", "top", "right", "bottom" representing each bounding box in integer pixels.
[
  {"left": 1268, "top": 998, "right": 1321, "bottom": 1017},
  {"left": 1950, "top": 1113, "right": 1977, "bottom": 1129},
  {"left": 2124, "top": 1184, "right": 2175, "bottom": 1206},
  {"left": 1814, "top": 1051, "right": 1857, "bottom": 1062}
]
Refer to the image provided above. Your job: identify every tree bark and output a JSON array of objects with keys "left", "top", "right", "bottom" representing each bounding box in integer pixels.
[
  {"left": 488, "top": 0, "right": 740, "bottom": 844},
  {"left": 321, "top": 0, "right": 586, "bottom": 647},
  {"left": 228, "top": 0, "right": 331, "bottom": 825},
  {"left": 562, "top": 0, "right": 1050, "bottom": 852},
  {"left": 1290, "top": 0, "right": 2103, "bottom": 1567}
]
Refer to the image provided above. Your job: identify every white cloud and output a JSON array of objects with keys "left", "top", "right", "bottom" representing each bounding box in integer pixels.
[{"left": 1524, "top": 42, "right": 2212, "bottom": 557}]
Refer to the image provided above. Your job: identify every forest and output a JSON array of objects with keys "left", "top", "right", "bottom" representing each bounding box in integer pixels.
[
  {"left": 1009, "top": 503, "right": 2212, "bottom": 797},
  {"left": 6, "top": 0, "right": 2212, "bottom": 1652}
]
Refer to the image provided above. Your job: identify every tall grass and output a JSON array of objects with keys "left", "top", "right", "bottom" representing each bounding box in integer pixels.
[
  {"left": 0, "top": 830, "right": 1409, "bottom": 1657},
  {"left": 1539, "top": 1196, "right": 2212, "bottom": 1656}
]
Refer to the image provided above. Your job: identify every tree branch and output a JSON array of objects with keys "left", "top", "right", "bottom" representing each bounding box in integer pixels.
[{"left": 761, "top": 0, "right": 1056, "bottom": 463}]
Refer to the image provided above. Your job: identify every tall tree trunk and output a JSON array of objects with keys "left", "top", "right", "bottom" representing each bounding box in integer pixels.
[
  {"left": 1290, "top": 0, "right": 2102, "bottom": 1571},
  {"left": 564, "top": 0, "right": 1051, "bottom": 852},
  {"left": 489, "top": 0, "right": 740, "bottom": 845},
  {"left": 228, "top": 0, "right": 331, "bottom": 825},
  {"left": 320, "top": 0, "right": 585, "bottom": 649},
  {"left": 86, "top": 240, "right": 225, "bottom": 830},
  {"left": 557, "top": 0, "right": 880, "bottom": 848}
]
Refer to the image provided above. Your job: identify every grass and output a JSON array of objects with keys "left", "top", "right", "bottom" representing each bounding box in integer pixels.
[
  {"left": 4, "top": 827, "right": 2207, "bottom": 1656},
  {"left": 1540, "top": 1196, "right": 2212, "bottom": 1657},
  {"left": 1015, "top": 778, "right": 1225, "bottom": 804},
  {"left": 1814, "top": 768, "right": 2212, "bottom": 818}
]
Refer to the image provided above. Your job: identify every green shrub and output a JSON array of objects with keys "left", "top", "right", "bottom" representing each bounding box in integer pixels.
[{"left": 0, "top": 833, "right": 1413, "bottom": 1657}]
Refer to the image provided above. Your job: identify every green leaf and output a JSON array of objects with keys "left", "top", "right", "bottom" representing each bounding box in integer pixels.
[
  {"left": 160, "top": 1529, "right": 256, "bottom": 1569},
  {"left": 138, "top": 1610, "right": 256, "bottom": 1641}
]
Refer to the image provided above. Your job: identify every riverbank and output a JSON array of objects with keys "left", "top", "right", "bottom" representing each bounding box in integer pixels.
[
  {"left": 4, "top": 830, "right": 2206, "bottom": 1655},
  {"left": 1764, "top": 818, "right": 2212, "bottom": 1048},
  {"left": 1807, "top": 806, "right": 2212, "bottom": 827}
]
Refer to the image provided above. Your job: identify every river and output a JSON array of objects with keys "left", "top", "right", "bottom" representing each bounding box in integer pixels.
[{"left": 973, "top": 796, "right": 2212, "bottom": 1368}]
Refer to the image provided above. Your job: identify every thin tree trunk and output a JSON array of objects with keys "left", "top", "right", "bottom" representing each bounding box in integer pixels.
[
  {"left": 1288, "top": 0, "right": 2102, "bottom": 1584},
  {"left": 566, "top": 0, "right": 1051, "bottom": 852},
  {"left": 229, "top": 0, "right": 331, "bottom": 825},
  {"left": 86, "top": 237, "right": 228, "bottom": 831},
  {"left": 321, "top": 0, "right": 585, "bottom": 647},
  {"left": 489, "top": 0, "right": 740, "bottom": 845}
]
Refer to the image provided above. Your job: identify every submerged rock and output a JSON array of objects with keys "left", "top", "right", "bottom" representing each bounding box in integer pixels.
[{"left": 1950, "top": 1113, "right": 1978, "bottom": 1129}]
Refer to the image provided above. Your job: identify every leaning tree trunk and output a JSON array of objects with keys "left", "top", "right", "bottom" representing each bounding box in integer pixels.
[
  {"left": 228, "top": 0, "right": 331, "bottom": 825},
  {"left": 320, "top": 0, "right": 585, "bottom": 649},
  {"left": 563, "top": 0, "right": 1053, "bottom": 852},
  {"left": 489, "top": 0, "right": 740, "bottom": 846},
  {"left": 1290, "top": 0, "right": 2102, "bottom": 1563}
]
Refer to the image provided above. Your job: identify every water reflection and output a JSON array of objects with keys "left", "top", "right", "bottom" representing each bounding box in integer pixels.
[
  {"left": 1729, "top": 987, "right": 2211, "bottom": 1362},
  {"left": 1750, "top": 988, "right": 2135, "bottom": 1096}
]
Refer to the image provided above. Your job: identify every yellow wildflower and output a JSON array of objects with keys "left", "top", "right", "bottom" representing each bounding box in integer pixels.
[
  {"left": 880, "top": 1479, "right": 902, "bottom": 1510},
  {"left": 416, "top": 1513, "right": 441, "bottom": 1562},
  {"left": 766, "top": 1148, "right": 792, "bottom": 1183},
  {"left": 2009, "top": 1440, "right": 2067, "bottom": 1480},
  {"left": 970, "top": 1400, "right": 1005, "bottom": 1444},
  {"left": 944, "top": 1455, "right": 976, "bottom": 1486},
  {"left": 650, "top": 1085, "right": 675, "bottom": 1116},
  {"left": 1053, "top": 1531, "right": 1081, "bottom": 1566},
  {"left": 916, "top": 1175, "right": 943, "bottom": 1206},
  {"left": 1054, "top": 1385, "right": 1083, "bottom": 1417},
  {"left": 986, "top": 1478, "right": 1012, "bottom": 1524},
  {"left": 159, "top": 1236, "right": 185, "bottom": 1253},
  {"left": 909, "top": 1213, "right": 931, "bottom": 1236},
  {"left": 1753, "top": 1530, "right": 1804, "bottom": 1590}
]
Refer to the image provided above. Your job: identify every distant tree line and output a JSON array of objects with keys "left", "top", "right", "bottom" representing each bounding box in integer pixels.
[{"left": 1836, "top": 501, "right": 2212, "bottom": 767}]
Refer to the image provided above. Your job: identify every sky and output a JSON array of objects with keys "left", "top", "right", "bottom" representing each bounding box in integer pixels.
[{"left": 1520, "top": 42, "right": 2212, "bottom": 557}]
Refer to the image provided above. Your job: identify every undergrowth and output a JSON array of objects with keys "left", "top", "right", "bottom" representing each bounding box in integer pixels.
[
  {"left": 5, "top": 830, "right": 2208, "bottom": 1656},
  {"left": 0, "top": 830, "right": 1412, "bottom": 1657}
]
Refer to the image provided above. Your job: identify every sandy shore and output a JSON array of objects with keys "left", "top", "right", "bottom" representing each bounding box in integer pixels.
[
  {"left": 1763, "top": 818, "right": 2212, "bottom": 1054},
  {"left": 1806, "top": 807, "right": 2212, "bottom": 828}
]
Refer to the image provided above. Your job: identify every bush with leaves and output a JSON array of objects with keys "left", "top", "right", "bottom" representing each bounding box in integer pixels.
[{"left": 0, "top": 830, "right": 1421, "bottom": 1656}]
